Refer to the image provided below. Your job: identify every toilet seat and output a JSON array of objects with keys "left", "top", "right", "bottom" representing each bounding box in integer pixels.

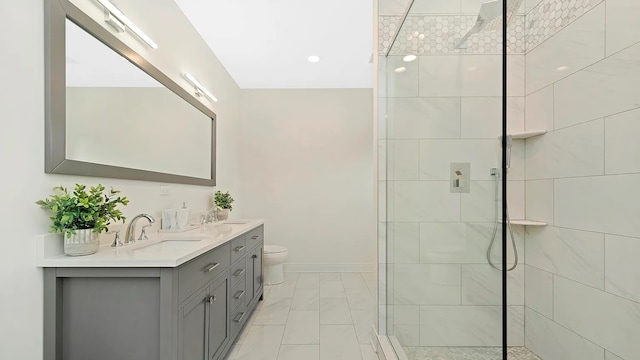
[{"left": 264, "top": 245, "right": 287, "bottom": 254}]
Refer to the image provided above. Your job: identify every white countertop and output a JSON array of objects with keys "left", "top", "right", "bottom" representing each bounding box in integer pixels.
[{"left": 36, "top": 219, "right": 264, "bottom": 268}]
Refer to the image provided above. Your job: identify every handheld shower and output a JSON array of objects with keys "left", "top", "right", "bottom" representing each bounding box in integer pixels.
[
  {"left": 487, "top": 168, "right": 519, "bottom": 271},
  {"left": 505, "top": 134, "right": 512, "bottom": 169}
]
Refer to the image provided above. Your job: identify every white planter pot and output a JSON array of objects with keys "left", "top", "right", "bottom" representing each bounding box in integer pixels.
[
  {"left": 64, "top": 229, "right": 99, "bottom": 256},
  {"left": 216, "top": 208, "right": 230, "bottom": 221}
]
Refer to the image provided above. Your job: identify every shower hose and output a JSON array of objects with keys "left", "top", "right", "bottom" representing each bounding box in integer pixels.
[{"left": 487, "top": 171, "right": 518, "bottom": 271}]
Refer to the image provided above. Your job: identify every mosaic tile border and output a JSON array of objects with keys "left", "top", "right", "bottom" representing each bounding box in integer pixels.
[
  {"left": 526, "top": 0, "right": 603, "bottom": 51},
  {"left": 379, "top": 0, "right": 603, "bottom": 55},
  {"left": 379, "top": 14, "right": 525, "bottom": 55}
]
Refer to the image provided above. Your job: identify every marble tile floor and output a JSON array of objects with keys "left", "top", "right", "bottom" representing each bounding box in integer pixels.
[
  {"left": 404, "top": 346, "right": 541, "bottom": 360},
  {"left": 224, "top": 272, "right": 378, "bottom": 360}
]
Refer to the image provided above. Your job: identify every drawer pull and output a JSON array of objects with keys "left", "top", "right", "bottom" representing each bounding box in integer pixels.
[
  {"left": 234, "top": 290, "right": 245, "bottom": 300},
  {"left": 202, "top": 263, "right": 220, "bottom": 273},
  {"left": 233, "top": 312, "right": 246, "bottom": 323},
  {"left": 207, "top": 295, "right": 216, "bottom": 304},
  {"left": 234, "top": 245, "right": 246, "bottom": 252},
  {"left": 234, "top": 268, "right": 246, "bottom": 277},
  {"left": 251, "top": 235, "right": 259, "bottom": 240}
]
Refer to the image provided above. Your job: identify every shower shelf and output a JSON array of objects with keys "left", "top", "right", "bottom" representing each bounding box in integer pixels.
[
  {"left": 501, "top": 219, "right": 548, "bottom": 226},
  {"left": 508, "top": 130, "right": 547, "bottom": 139}
]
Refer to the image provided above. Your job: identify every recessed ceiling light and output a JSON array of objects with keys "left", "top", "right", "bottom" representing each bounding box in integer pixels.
[
  {"left": 394, "top": 67, "right": 407, "bottom": 73},
  {"left": 556, "top": 66, "right": 569, "bottom": 71},
  {"left": 403, "top": 55, "right": 417, "bottom": 62},
  {"left": 308, "top": 55, "right": 320, "bottom": 63}
]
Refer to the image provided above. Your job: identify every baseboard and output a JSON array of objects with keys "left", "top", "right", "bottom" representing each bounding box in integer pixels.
[{"left": 283, "top": 263, "right": 376, "bottom": 273}]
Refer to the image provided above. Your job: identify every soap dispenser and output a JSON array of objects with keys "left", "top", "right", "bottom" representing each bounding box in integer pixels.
[{"left": 176, "top": 202, "right": 191, "bottom": 229}]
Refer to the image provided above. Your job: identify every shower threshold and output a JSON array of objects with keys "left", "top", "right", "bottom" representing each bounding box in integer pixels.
[{"left": 403, "top": 346, "right": 541, "bottom": 360}]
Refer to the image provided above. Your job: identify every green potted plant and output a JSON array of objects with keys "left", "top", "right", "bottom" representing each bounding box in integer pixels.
[
  {"left": 37, "top": 184, "right": 129, "bottom": 256},
  {"left": 213, "top": 190, "right": 234, "bottom": 221}
]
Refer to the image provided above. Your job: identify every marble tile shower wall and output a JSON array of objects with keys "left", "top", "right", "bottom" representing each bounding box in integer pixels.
[
  {"left": 383, "top": 51, "right": 527, "bottom": 347},
  {"left": 381, "top": 1, "right": 529, "bottom": 345},
  {"left": 377, "top": 0, "right": 529, "bottom": 349},
  {"left": 524, "top": 1, "right": 640, "bottom": 359},
  {"left": 378, "top": 0, "right": 640, "bottom": 356}
]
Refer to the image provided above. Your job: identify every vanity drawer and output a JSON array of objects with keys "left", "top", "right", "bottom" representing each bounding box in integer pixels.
[
  {"left": 230, "top": 302, "right": 249, "bottom": 338},
  {"left": 178, "top": 243, "right": 230, "bottom": 303},
  {"left": 246, "top": 226, "right": 264, "bottom": 250},
  {"left": 230, "top": 278, "right": 247, "bottom": 312},
  {"left": 230, "top": 259, "right": 247, "bottom": 289},
  {"left": 230, "top": 236, "right": 247, "bottom": 264}
]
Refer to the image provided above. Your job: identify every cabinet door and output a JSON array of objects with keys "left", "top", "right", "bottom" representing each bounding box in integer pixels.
[
  {"left": 251, "top": 244, "right": 263, "bottom": 300},
  {"left": 208, "top": 275, "right": 229, "bottom": 360},
  {"left": 178, "top": 287, "right": 208, "bottom": 360}
]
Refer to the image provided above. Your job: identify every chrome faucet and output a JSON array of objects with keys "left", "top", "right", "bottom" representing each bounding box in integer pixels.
[{"left": 125, "top": 213, "right": 155, "bottom": 244}]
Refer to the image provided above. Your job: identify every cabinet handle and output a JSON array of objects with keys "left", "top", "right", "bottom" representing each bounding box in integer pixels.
[
  {"left": 233, "top": 312, "right": 246, "bottom": 323},
  {"left": 234, "top": 245, "right": 245, "bottom": 252},
  {"left": 202, "top": 263, "right": 220, "bottom": 272},
  {"left": 251, "top": 254, "right": 258, "bottom": 259},
  {"left": 234, "top": 268, "right": 246, "bottom": 277},
  {"left": 207, "top": 296, "right": 215, "bottom": 304},
  {"left": 251, "top": 235, "right": 259, "bottom": 240},
  {"left": 234, "top": 290, "right": 245, "bottom": 300}
]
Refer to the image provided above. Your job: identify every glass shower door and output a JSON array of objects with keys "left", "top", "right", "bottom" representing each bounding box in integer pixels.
[{"left": 379, "top": 0, "right": 528, "bottom": 359}]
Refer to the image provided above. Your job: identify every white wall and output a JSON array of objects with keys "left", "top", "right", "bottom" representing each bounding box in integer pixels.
[
  {"left": 0, "top": 1, "right": 242, "bottom": 358},
  {"left": 240, "top": 89, "right": 376, "bottom": 272},
  {"left": 524, "top": 1, "right": 640, "bottom": 359}
]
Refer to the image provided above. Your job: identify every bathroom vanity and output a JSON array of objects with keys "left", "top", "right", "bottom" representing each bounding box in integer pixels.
[{"left": 38, "top": 220, "right": 264, "bottom": 360}]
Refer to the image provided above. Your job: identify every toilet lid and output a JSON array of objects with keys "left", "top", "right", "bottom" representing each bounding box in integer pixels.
[{"left": 264, "top": 245, "right": 287, "bottom": 254}]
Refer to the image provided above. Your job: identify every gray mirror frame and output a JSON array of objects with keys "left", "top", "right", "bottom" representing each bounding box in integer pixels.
[{"left": 44, "top": 0, "right": 216, "bottom": 186}]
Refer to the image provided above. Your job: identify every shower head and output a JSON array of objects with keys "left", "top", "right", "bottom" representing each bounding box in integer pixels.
[{"left": 454, "top": 0, "right": 524, "bottom": 49}]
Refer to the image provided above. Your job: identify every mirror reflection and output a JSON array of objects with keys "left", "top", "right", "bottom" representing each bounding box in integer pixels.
[{"left": 65, "top": 19, "right": 212, "bottom": 179}]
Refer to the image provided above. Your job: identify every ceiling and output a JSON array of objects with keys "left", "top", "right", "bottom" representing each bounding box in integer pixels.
[{"left": 174, "top": 0, "right": 374, "bottom": 89}]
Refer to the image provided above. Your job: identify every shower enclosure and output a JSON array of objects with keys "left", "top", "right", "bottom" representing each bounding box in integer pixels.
[{"left": 377, "top": 0, "right": 640, "bottom": 359}]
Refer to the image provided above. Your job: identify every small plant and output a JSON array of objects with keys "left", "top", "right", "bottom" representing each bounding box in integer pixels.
[
  {"left": 36, "top": 184, "right": 129, "bottom": 236},
  {"left": 213, "top": 190, "right": 234, "bottom": 210}
]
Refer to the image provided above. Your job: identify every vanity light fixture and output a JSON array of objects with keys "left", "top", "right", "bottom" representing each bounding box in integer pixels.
[
  {"left": 104, "top": 12, "right": 125, "bottom": 33},
  {"left": 97, "top": 0, "right": 158, "bottom": 49},
  {"left": 184, "top": 73, "right": 218, "bottom": 102}
]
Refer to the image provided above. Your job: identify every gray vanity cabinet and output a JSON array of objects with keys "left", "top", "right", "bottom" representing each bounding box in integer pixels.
[
  {"left": 245, "top": 226, "right": 264, "bottom": 305},
  {"left": 208, "top": 275, "right": 229, "bottom": 360},
  {"left": 247, "top": 243, "right": 264, "bottom": 304},
  {"left": 179, "top": 286, "right": 208, "bottom": 360},
  {"left": 178, "top": 274, "right": 229, "bottom": 360},
  {"left": 43, "top": 225, "right": 264, "bottom": 360}
]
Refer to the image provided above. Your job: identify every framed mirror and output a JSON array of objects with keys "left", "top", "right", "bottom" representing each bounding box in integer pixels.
[{"left": 45, "top": 0, "right": 216, "bottom": 186}]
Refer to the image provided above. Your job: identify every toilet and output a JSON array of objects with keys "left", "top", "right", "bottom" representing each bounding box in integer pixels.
[{"left": 263, "top": 245, "right": 288, "bottom": 285}]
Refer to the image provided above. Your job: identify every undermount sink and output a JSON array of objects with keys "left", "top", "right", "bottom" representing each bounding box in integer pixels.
[{"left": 132, "top": 237, "right": 205, "bottom": 253}]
